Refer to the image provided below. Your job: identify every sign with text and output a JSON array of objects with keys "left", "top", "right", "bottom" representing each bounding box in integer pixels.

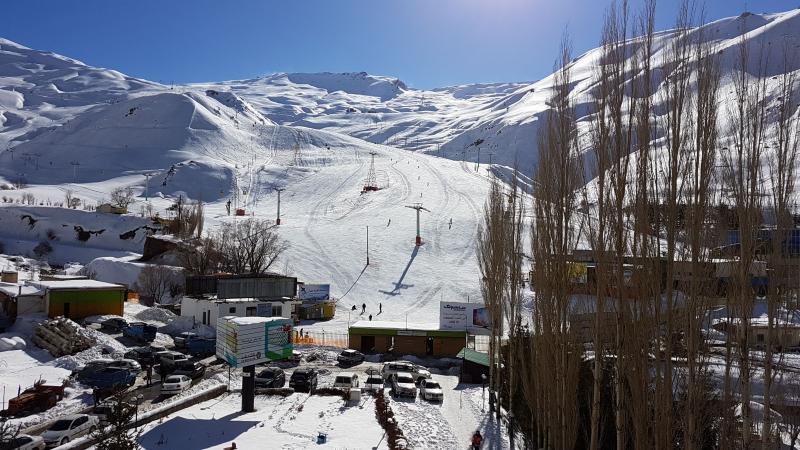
[
  {"left": 216, "top": 316, "right": 293, "bottom": 368},
  {"left": 299, "top": 284, "right": 330, "bottom": 302},
  {"left": 439, "top": 301, "right": 491, "bottom": 335}
]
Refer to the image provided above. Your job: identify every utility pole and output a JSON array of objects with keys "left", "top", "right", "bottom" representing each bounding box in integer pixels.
[
  {"left": 143, "top": 173, "right": 152, "bottom": 201},
  {"left": 366, "top": 225, "right": 370, "bottom": 266},
  {"left": 275, "top": 187, "right": 285, "bottom": 225},
  {"left": 475, "top": 146, "right": 481, "bottom": 172},
  {"left": 405, "top": 203, "right": 430, "bottom": 246},
  {"left": 70, "top": 161, "right": 80, "bottom": 181}
]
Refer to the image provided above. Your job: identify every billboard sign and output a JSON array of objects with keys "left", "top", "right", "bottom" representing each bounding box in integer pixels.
[
  {"left": 216, "top": 316, "right": 293, "bottom": 368},
  {"left": 439, "top": 301, "right": 490, "bottom": 335},
  {"left": 299, "top": 284, "right": 330, "bottom": 301}
]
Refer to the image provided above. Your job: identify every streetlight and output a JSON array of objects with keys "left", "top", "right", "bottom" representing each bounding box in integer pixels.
[{"left": 481, "top": 374, "right": 487, "bottom": 413}]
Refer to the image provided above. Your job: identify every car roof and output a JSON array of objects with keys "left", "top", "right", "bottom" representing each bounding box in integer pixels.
[
  {"left": 395, "top": 371, "right": 414, "bottom": 377},
  {"left": 293, "top": 367, "right": 315, "bottom": 374},
  {"left": 336, "top": 372, "right": 355, "bottom": 378},
  {"left": 59, "top": 414, "right": 87, "bottom": 420}
]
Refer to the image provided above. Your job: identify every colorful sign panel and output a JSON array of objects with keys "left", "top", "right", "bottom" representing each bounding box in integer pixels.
[{"left": 216, "top": 316, "right": 293, "bottom": 368}]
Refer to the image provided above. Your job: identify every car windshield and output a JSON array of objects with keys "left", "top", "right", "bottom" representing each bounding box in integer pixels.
[
  {"left": 367, "top": 377, "right": 383, "bottom": 384},
  {"left": 165, "top": 376, "right": 182, "bottom": 383},
  {"left": 258, "top": 371, "right": 275, "bottom": 379},
  {"left": 335, "top": 376, "right": 351, "bottom": 383},
  {"left": 292, "top": 371, "right": 310, "bottom": 380},
  {"left": 426, "top": 382, "right": 441, "bottom": 389},
  {"left": 49, "top": 419, "right": 73, "bottom": 431},
  {"left": 396, "top": 375, "right": 414, "bottom": 384}
]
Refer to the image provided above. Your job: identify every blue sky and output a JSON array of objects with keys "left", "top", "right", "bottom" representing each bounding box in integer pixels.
[{"left": 4, "top": 0, "right": 797, "bottom": 88}]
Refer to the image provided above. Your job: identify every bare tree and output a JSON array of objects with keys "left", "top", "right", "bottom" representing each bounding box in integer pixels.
[
  {"left": 136, "top": 264, "right": 181, "bottom": 305},
  {"left": 214, "top": 219, "right": 289, "bottom": 275},
  {"left": 110, "top": 186, "right": 136, "bottom": 209}
]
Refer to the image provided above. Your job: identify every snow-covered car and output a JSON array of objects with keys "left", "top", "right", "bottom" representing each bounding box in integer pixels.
[
  {"left": 76, "top": 359, "right": 117, "bottom": 380},
  {"left": 363, "top": 374, "right": 384, "bottom": 392},
  {"left": 5, "top": 433, "right": 45, "bottom": 450},
  {"left": 255, "top": 366, "right": 286, "bottom": 388},
  {"left": 172, "top": 361, "right": 207, "bottom": 380},
  {"left": 92, "top": 400, "right": 135, "bottom": 425},
  {"left": 419, "top": 379, "right": 443, "bottom": 402},
  {"left": 172, "top": 331, "right": 198, "bottom": 348},
  {"left": 289, "top": 350, "right": 302, "bottom": 363},
  {"left": 41, "top": 414, "right": 99, "bottom": 447},
  {"left": 161, "top": 375, "right": 192, "bottom": 395},
  {"left": 336, "top": 349, "right": 365, "bottom": 366},
  {"left": 156, "top": 351, "right": 189, "bottom": 369},
  {"left": 391, "top": 372, "right": 417, "bottom": 398},
  {"left": 333, "top": 373, "right": 360, "bottom": 389},
  {"left": 109, "top": 358, "right": 141, "bottom": 374}
]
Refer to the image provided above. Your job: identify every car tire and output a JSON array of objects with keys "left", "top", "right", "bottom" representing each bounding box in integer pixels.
[
  {"left": 90, "top": 425, "right": 98, "bottom": 433},
  {"left": 61, "top": 437, "right": 70, "bottom": 445}
]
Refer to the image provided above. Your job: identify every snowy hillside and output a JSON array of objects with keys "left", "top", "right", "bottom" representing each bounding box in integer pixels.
[{"left": 0, "top": 8, "right": 799, "bottom": 328}]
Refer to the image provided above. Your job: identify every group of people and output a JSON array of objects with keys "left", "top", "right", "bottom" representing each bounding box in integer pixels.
[{"left": 351, "top": 302, "right": 382, "bottom": 321}]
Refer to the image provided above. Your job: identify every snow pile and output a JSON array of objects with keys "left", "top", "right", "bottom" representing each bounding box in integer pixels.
[{"left": 0, "top": 335, "right": 25, "bottom": 351}]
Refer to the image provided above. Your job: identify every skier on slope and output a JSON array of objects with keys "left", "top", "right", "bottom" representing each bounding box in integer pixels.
[{"left": 362, "top": 303, "right": 366, "bottom": 314}]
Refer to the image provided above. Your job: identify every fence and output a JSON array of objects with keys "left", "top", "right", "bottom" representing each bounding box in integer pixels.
[{"left": 293, "top": 331, "right": 349, "bottom": 349}]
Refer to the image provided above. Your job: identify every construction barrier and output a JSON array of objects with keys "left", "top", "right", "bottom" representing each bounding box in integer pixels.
[{"left": 293, "top": 331, "right": 349, "bottom": 349}]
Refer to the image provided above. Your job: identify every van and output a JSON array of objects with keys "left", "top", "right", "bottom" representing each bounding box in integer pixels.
[{"left": 333, "top": 373, "right": 359, "bottom": 389}]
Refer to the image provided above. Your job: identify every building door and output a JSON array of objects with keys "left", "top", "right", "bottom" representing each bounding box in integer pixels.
[
  {"left": 63, "top": 302, "right": 71, "bottom": 318},
  {"left": 202, "top": 311, "right": 207, "bottom": 325},
  {"left": 361, "top": 335, "right": 375, "bottom": 353},
  {"left": 426, "top": 337, "right": 434, "bottom": 356}
]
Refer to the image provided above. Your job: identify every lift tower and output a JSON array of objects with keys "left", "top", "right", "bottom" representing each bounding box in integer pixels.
[
  {"left": 362, "top": 151, "right": 379, "bottom": 193},
  {"left": 275, "top": 187, "right": 285, "bottom": 225},
  {"left": 405, "top": 203, "right": 430, "bottom": 246}
]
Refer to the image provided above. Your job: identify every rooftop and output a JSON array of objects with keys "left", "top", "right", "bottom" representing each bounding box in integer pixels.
[
  {"left": 221, "top": 316, "right": 292, "bottom": 325},
  {"left": 0, "top": 282, "right": 43, "bottom": 297},
  {"left": 31, "top": 279, "right": 126, "bottom": 290},
  {"left": 350, "top": 320, "right": 442, "bottom": 331}
]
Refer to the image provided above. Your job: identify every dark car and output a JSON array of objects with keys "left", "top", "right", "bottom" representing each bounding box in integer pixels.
[
  {"left": 255, "top": 366, "right": 286, "bottom": 388},
  {"left": 289, "top": 368, "right": 318, "bottom": 393},
  {"left": 100, "top": 317, "right": 129, "bottom": 332},
  {"left": 124, "top": 347, "right": 157, "bottom": 366},
  {"left": 172, "top": 361, "right": 207, "bottom": 380},
  {"left": 336, "top": 349, "right": 365, "bottom": 366}
]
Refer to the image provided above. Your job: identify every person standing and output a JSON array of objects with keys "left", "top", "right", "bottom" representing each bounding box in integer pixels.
[
  {"left": 379, "top": 303, "right": 382, "bottom": 314},
  {"left": 369, "top": 314, "right": 373, "bottom": 321},
  {"left": 471, "top": 430, "right": 482, "bottom": 449},
  {"left": 362, "top": 303, "right": 366, "bottom": 314}
]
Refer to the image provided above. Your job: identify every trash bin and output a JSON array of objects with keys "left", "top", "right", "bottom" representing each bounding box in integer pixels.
[{"left": 317, "top": 432, "right": 328, "bottom": 444}]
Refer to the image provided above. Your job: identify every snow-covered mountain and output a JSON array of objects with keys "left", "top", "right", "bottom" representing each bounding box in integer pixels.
[{"left": 0, "top": 8, "right": 799, "bottom": 327}]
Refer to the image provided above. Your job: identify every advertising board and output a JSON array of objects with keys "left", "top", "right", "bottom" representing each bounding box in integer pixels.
[
  {"left": 216, "top": 316, "right": 293, "bottom": 368},
  {"left": 298, "top": 284, "right": 331, "bottom": 301},
  {"left": 439, "top": 301, "right": 491, "bottom": 335}
]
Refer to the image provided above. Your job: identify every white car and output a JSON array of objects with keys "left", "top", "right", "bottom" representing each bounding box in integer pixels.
[
  {"left": 363, "top": 374, "right": 384, "bottom": 392},
  {"left": 41, "top": 414, "right": 99, "bottom": 447},
  {"left": 109, "top": 358, "right": 141, "bottom": 374},
  {"left": 161, "top": 374, "right": 192, "bottom": 395},
  {"left": 6, "top": 434, "right": 45, "bottom": 450},
  {"left": 333, "top": 373, "right": 359, "bottom": 389},
  {"left": 391, "top": 372, "right": 417, "bottom": 398},
  {"left": 381, "top": 361, "right": 432, "bottom": 384},
  {"left": 420, "top": 379, "right": 444, "bottom": 402}
]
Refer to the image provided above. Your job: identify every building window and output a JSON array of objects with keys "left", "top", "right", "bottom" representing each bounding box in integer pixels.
[
  {"left": 757, "top": 334, "right": 765, "bottom": 343},
  {"left": 246, "top": 307, "right": 257, "bottom": 316},
  {"left": 229, "top": 306, "right": 237, "bottom": 314},
  {"left": 271, "top": 305, "right": 282, "bottom": 317}
]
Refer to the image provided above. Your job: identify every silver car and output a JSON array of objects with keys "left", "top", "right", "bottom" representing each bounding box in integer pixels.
[
  {"left": 391, "top": 372, "right": 417, "bottom": 398},
  {"left": 41, "top": 414, "right": 99, "bottom": 448}
]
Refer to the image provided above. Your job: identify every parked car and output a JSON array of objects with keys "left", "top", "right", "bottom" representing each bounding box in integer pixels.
[
  {"left": 396, "top": 361, "right": 432, "bottom": 383},
  {"left": 255, "top": 367, "right": 286, "bottom": 388},
  {"left": 336, "top": 349, "right": 365, "bottom": 366},
  {"left": 172, "top": 331, "right": 198, "bottom": 348},
  {"left": 333, "top": 373, "right": 360, "bottom": 389},
  {"left": 76, "top": 359, "right": 117, "bottom": 381},
  {"left": 381, "top": 361, "right": 431, "bottom": 383},
  {"left": 289, "top": 350, "right": 302, "bottom": 363},
  {"left": 391, "top": 372, "right": 417, "bottom": 398},
  {"left": 289, "top": 368, "right": 318, "bottom": 393},
  {"left": 123, "top": 347, "right": 157, "bottom": 366},
  {"left": 161, "top": 375, "right": 192, "bottom": 396},
  {"left": 92, "top": 400, "right": 135, "bottom": 425},
  {"left": 108, "top": 358, "right": 141, "bottom": 374},
  {"left": 122, "top": 322, "right": 157, "bottom": 343},
  {"left": 157, "top": 351, "right": 189, "bottom": 369},
  {"left": 419, "top": 379, "right": 443, "bottom": 402},
  {"left": 99, "top": 317, "right": 129, "bottom": 332},
  {"left": 82, "top": 367, "right": 137, "bottom": 390},
  {"left": 172, "top": 361, "right": 207, "bottom": 380},
  {"left": 363, "top": 374, "right": 385, "bottom": 392},
  {"left": 186, "top": 337, "right": 216, "bottom": 357},
  {"left": 3, "top": 433, "right": 45, "bottom": 450},
  {"left": 41, "top": 414, "right": 99, "bottom": 447}
]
